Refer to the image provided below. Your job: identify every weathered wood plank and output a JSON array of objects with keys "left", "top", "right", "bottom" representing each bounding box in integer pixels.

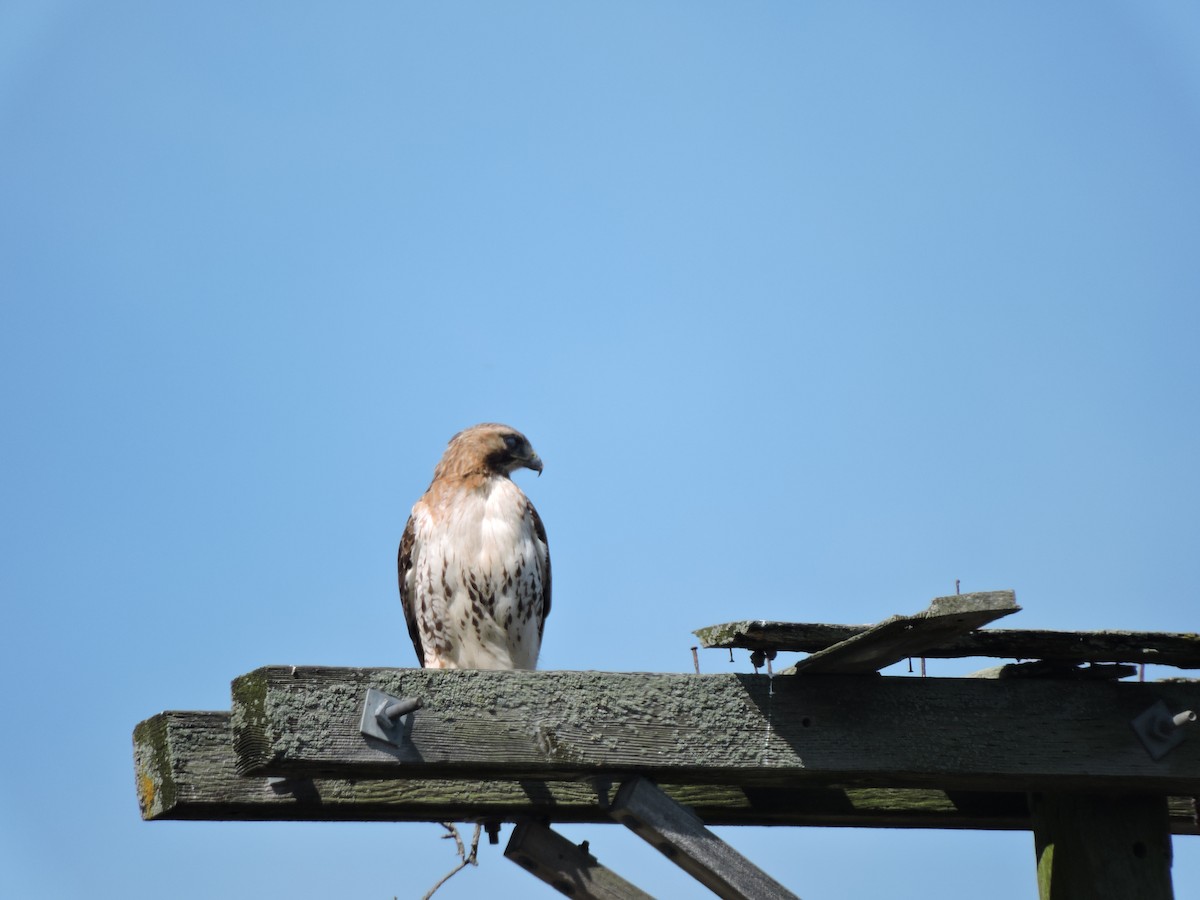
[
  {"left": 791, "top": 591, "right": 1018, "bottom": 675},
  {"left": 505, "top": 820, "right": 653, "bottom": 900},
  {"left": 694, "top": 621, "right": 1200, "bottom": 669},
  {"left": 1031, "top": 793, "right": 1175, "bottom": 900},
  {"left": 228, "top": 667, "right": 1200, "bottom": 793},
  {"left": 612, "top": 777, "right": 800, "bottom": 900},
  {"left": 134, "top": 710, "right": 1200, "bottom": 832},
  {"left": 135, "top": 710, "right": 635, "bottom": 823},
  {"left": 968, "top": 661, "right": 1138, "bottom": 681}
]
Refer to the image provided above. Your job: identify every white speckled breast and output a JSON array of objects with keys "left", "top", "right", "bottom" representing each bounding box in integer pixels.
[{"left": 409, "top": 478, "right": 546, "bottom": 669}]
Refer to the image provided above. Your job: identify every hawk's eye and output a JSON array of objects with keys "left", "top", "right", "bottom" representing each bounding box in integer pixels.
[{"left": 503, "top": 435, "right": 520, "bottom": 451}]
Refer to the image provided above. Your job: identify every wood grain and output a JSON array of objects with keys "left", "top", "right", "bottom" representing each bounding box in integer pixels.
[
  {"left": 144, "top": 710, "right": 1193, "bottom": 829},
  {"left": 227, "top": 667, "right": 1200, "bottom": 793}
]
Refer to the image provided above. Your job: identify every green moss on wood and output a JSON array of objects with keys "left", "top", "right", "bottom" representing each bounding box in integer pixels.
[
  {"left": 132, "top": 714, "right": 176, "bottom": 820},
  {"left": 692, "top": 621, "right": 759, "bottom": 648},
  {"left": 230, "top": 668, "right": 273, "bottom": 775}
]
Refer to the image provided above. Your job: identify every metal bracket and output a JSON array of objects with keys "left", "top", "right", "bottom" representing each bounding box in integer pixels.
[
  {"left": 359, "top": 687, "right": 423, "bottom": 746},
  {"left": 1131, "top": 700, "right": 1196, "bottom": 760}
]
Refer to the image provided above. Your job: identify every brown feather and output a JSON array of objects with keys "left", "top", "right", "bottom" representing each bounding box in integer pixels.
[
  {"left": 397, "top": 515, "right": 423, "bottom": 665},
  {"left": 528, "top": 499, "right": 551, "bottom": 636}
]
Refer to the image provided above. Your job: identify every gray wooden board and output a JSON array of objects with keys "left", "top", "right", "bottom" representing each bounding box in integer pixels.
[
  {"left": 695, "top": 621, "right": 1200, "bottom": 669},
  {"left": 135, "top": 710, "right": 1200, "bottom": 832},
  {"left": 505, "top": 820, "right": 654, "bottom": 900},
  {"left": 789, "top": 591, "right": 1019, "bottom": 675},
  {"left": 140, "top": 711, "right": 1192, "bottom": 830},
  {"left": 228, "top": 667, "right": 1200, "bottom": 793},
  {"left": 612, "top": 777, "right": 800, "bottom": 900}
]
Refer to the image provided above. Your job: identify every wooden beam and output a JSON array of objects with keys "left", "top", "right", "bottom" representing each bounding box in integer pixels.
[
  {"left": 790, "top": 591, "right": 1018, "bottom": 675},
  {"left": 504, "top": 820, "right": 653, "bottom": 900},
  {"left": 1031, "top": 793, "right": 1175, "bottom": 900},
  {"left": 142, "top": 711, "right": 1133, "bottom": 829},
  {"left": 229, "top": 667, "right": 1200, "bottom": 793},
  {"left": 134, "top": 710, "right": 1200, "bottom": 833},
  {"left": 694, "top": 621, "right": 1200, "bottom": 669},
  {"left": 611, "top": 777, "right": 799, "bottom": 900},
  {"left": 136, "top": 710, "right": 636, "bottom": 823}
]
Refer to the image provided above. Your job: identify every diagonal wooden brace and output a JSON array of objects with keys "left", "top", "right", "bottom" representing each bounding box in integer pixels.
[
  {"left": 504, "top": 819, "right": 653, "bottom": 900},
  {"left": 611, "top": 777, "right": 800, "bottom": 900}
]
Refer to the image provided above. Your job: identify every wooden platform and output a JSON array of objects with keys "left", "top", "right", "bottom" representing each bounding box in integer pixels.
[{"left": 134, "top": 590, "right": 1200, "bottom": 899}]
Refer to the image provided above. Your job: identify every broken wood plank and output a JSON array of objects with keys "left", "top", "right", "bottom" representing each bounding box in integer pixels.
[
  {"left": 228, "top": 667, "right": 1200, "bottom": 794},
  {"left": 968, "top": 661, "right": 1138, "bottom": 681},
  {"left": 694, "top": 621, "right": 1200, "bottom": 669},
  {"left": 504, "top": 820, "right": 653, "bottom": 900},
  {"left": 1031, "top": 793, "right": 1175, "bottom": 900},
  {"left": 611, "top": 777, "right": 799, "bottom": 900},
  {"left": 789, "top": 591, "right": 1019, "bottom": 675}
]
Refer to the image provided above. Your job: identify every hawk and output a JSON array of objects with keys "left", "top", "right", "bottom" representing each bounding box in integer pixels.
[{"left": 399, "top": 423, "right": 551, "bottom": 669}]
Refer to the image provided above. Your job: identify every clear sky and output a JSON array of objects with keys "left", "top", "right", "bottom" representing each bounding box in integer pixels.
[{"left": 2, "top": 2, "right": 1198, "bottom": 898}]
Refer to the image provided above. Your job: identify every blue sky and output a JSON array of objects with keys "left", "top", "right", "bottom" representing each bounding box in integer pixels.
[{"left": 2, "top": 2, "right": 1198, "bottom": 897}]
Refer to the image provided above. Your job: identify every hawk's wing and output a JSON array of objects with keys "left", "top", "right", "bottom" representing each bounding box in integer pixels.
[
  {"left": 397, "top": 514, "right": 425, "bottom": 667},
  {"left": 529, "top": 499, "right": 551, "bottom": 638}
]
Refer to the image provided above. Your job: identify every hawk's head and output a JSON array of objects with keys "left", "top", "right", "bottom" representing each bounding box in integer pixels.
[{"left": 434, "top": 423, "right": 543, "bottom": 481}]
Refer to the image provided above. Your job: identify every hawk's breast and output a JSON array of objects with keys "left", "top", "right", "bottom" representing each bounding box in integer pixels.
[{"left": 410, "top": 477, "right": 546, "bottom": 669}]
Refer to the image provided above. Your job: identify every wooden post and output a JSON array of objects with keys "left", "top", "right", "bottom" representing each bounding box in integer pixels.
[{"left": 1030, "top": 793, "right": 1174, "bottom": 900}]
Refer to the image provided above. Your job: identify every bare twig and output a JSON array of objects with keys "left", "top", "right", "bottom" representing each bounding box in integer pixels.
[{"left": 421, "top": 822, "right": 482, "bottom": 900}]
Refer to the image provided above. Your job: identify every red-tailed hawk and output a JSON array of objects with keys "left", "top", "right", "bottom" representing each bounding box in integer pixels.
[{"left": 399, "top": 423, "right": 551, "bottom": 670}]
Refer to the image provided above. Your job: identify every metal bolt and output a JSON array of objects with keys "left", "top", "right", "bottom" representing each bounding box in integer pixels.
[
  {"left": 1132, "top": 701, "right": 1196, "bottom": 760},
  {"left": 359, "top": 688, "right": 424, "bottom": 747},
  {"left": 1172, "top": 710, "right": 1197, "bottom": 729},
  {"left": 1149, "top": 708, "right": 1197, "bottom": 739},
  {"left": 376, "top": 696, "right": 423, "bottom": 728}
]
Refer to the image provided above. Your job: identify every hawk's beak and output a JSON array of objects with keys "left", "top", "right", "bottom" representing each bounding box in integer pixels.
[{"left": 525, "top": 453, "right": 543, "bottom": 476}]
